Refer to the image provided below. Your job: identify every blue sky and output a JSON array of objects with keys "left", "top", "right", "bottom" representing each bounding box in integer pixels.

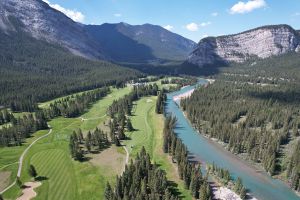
[{"left": 43, "top": 0, "right": 300, "bottom": 42}]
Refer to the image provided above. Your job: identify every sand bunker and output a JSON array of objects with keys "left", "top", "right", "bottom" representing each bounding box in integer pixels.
[{"left": 17, "top": 182, "right": 41, "bottom": 200}]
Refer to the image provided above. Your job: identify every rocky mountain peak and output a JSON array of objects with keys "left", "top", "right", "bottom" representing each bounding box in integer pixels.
[
  {"left": 0, "top": 0, "right": 104, "bottom": 59},
  {"left": 188, "top": 24, "right": 300, "bottom": 67}
]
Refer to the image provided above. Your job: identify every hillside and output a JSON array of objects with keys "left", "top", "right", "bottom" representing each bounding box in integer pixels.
[
  {"left": 0, "top": 0, "right": 195, "bottom": 65},
  {"left": 85, "top": 22, "right": 196, "bottom": 63},
  {"left": 188, "top": 25, "right": 300, "bottom": 67},
  {"left": 0, "top": 0, "right": 105, "bottom": 60},
  {"left": 0, "top": 16, "right": 139, "bottom": 110}
]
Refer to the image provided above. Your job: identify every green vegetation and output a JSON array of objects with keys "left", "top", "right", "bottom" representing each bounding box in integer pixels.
[
  {"left": 106, "top": 147, "right": 179, "bottom": 199},
  {"left": 207, "top": 163, "right": 247, "bottom": 200},
  {"left": 0, "top": 16, "right": 139, "bottom": 111},
  {"left": 28, "top": 164, "right": 37, "bottom": 179},
  {"left": 1, "top": 87, "right": 131, "bottom": 200},
  {"left": 182, "top": 53, "right": 300, "bottom": 192},
  {"left": 121, "top": 95, "right": 192, "bottom": 199},
  {"left": 182, "top": 80, "right": 300, "bottom": 177},
  {"left": 163, "top": 116, "right": 212, "bottom": 199}
]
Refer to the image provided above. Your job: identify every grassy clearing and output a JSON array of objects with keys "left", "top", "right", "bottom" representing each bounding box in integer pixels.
[
  {"left": 123, "top": 96, "right": 192, "bottom": 199},
  {"left": 2, "top": 87, "right": 131, "bottom": 200}
]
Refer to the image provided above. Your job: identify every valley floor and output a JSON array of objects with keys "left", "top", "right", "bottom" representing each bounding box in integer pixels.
[{"left": 0, "top": 80, "right": 193, "bottom": 200}]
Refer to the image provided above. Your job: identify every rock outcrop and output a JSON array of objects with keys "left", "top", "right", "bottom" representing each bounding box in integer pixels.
[
  {"left": 0, "top": 0, "right": 105, "bottom": 59},
  {"left": 188, "top": 25, "right": 300, "bottom": 67}
]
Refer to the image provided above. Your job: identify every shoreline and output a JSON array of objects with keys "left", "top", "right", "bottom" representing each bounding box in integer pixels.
[
  {"left": 172, "top": 88, "right": 195, "bottom": 102},
  {"left": 173, "top": 81, "right": 300, "bottom": 199}
]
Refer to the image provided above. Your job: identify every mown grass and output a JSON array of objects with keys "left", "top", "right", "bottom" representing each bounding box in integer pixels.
[
  {"left": 123, "top": 96, "right": 192, "bottom": 199},
  {"left": 2, "top": 87, "right": 131, "bottom": 200}
]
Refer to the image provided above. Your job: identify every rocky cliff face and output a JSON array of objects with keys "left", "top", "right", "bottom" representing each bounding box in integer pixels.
[
  {"left": 0, "top": 0, "right": 195, "bottom": 64},
  {"left": 0, "top": 0, "right": 105, "bottom": 59},
  {"left": 188, "top": 25, "right": 300, "bottom": 66}
]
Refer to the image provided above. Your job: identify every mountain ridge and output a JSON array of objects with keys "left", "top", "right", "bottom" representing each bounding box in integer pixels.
[
  {"left": 0, "top": 0, "right": 195, "bottom": 64},
  {"left": 85, "top": 22, "right": 196, "bottom": 63},
  {"left": 188, "top": 24, "right": 300, "bottom": 67}
]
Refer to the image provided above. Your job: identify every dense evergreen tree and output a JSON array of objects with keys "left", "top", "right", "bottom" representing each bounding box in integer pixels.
[
  {"left": 0, "top": 18, "right": 140, "bottom": 112},
  {"left": 0, "top": 112, "right": 48, "bottom": 147},
  {"left": 156, "top": 89, "right": 167, "bottom": 114},
  {"left": 163, "top": 116, "right": 213, "bottom": 199},
  {"left": 69, "top": 128, "right": 109, "bottom": 160},
  {"left": 108, "top": 84, "right": 160, "bottom": 143},
  {"left": 104, "top": 182, "right": 113, "bottom": 200},
  {"left": 106, "top": 147, "right": 179, "bottom": 200},
  {"left": 44, "top": 87, "right": 110, "bottom": 119},
  {"left": 287, "top": 141, "right": 300, "bottom": 191},
  {"left": 181, "top": 80, "right": 300, "bottom": 177}
]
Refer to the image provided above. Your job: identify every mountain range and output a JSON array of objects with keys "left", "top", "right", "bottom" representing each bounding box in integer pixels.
[
  {"left": 1, "top": 0, "right": 300, "bottom": 72},
  {"left": 0, "top": 0, "right": 196, "bottom": 64},
  {"left": 187, "top": 25, "right": 300, "bottom": 67}
]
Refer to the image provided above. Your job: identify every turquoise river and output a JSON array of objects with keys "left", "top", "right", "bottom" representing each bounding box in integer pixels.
[{"left": 165, "top": 79, "right": 300, "bottom": 200}]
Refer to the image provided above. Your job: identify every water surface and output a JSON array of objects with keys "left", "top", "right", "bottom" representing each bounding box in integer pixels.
[{"left": 165, "top": 79, "right": 300, "bottom": 200}]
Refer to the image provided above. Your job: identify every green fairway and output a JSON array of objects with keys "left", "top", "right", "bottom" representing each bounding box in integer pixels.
[
  {"left": 2, "top": 87, "right": 131, "bottom": 200},
  {"left": 123, "top": 96, "right": 192, "bottom": 199}
]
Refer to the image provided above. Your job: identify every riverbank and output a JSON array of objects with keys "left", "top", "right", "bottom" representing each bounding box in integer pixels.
[
  {"left": 173, "top": 88, "right": 195, "bottom": 101},
  {"left": 165, "top": 79, "right": 300, "bottom": 200}
]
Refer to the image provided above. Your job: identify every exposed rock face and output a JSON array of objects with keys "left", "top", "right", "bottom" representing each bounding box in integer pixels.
[
  {"left": 188, "top": 25, "right": 300, "bottom": 66},
  {"left": 0, "top": 0, "right": 195, "bottom": 63},
  {"left": 0, "top": 0, "right": 105, "bottom": 59}
]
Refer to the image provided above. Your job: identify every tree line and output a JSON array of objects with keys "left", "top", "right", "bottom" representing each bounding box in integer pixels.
[
  {"left": 107, "top": 84, "right": 159, "bottom": 146},
  {"left": 43, "top": 87, "right": 110, "bottom": 119},
  {"left": 0, "top": 111, "right": 48, "bottom": 146},
  {"left": 156, "top": 89, "right": 167, "bottom": 114},
  {"left": 207, "top": 163, "right": 247, "bottom": 199},
  {"left": 69, "top": 128, "right": 109, "bottom": 161},
  {"left": 0, "top": 17, "right": 140, "bottom": 112},
  {"left": 104, "top": 147, "right": 179, "bottom": 200},
  {"left": 0, "top": 87, "right": 110, "bottom": 147},
  {"left": 163, "top": 116, "right": 212, "bottom": 200},
  {"left": 0, "top": 109, "right": 15, "bottom": 125},
  {"left": 161, "top": 77, "right": 198, "bottom": 88},
  {"left": 287, "top": 141, "right": 300, "bottom": 191},
  {"left": 181, "top": 80, "right": 300, "bottom": 191}
]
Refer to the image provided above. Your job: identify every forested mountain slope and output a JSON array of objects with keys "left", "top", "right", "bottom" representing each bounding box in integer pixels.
[
  {"left": 84, "top": 22, "right": 196, "bottom": 63},
  {"left": 0, "top": 0, "right": 105, "bottom": 59},
  {"left": 0, "top": 16, "right": 139, "bottom": 111}
]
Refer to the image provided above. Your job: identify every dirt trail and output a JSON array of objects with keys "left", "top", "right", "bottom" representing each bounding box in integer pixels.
[
  {"left": 16, "top": 182, "right": 41, "bottom": 200},
  {"left": 122, "top": 146, "right": 129, "bottom": 172},
  {"left": 0, "top": 126, "right": 52, "bottom": 194}
]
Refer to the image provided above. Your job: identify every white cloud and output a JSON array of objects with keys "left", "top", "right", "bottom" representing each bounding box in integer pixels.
[
  {"left": 202, "top": 34, "right": 209, "bottom": 38},
  {"left": 114, "top": 13, "right": 122, "bottom": 17},
  {"left": 293, "top": 12, "right": 300, "bottom": 16},
  {"left": 230, "top": 0, "right": 267, "bottom": 14},
  {"left": 43, "top": 0, "right": 85, "bottom": 23},
  {"left": 200, "top": 21, "right": 211, "bottom": 27},
  {"left": 211, "top": 12, "right": 218, "bottom": 17},
  {"left": 185, "top": 22, "right": 211, "bottom": 32},
  {"left": 163, "top": 25, "right": 173, "bottom": 31},
  {"left": 186, "top": 23, "right": 198, "bottom": 32}
]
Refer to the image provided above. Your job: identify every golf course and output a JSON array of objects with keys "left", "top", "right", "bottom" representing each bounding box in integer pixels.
[
  {"left": 0, "top": 80, "right": 193, "bottom": 200},
  {"left": 1, "top": 87, "right": 131, "bottom": 200}
]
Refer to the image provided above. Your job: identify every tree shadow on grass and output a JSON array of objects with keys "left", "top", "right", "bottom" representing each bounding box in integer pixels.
[
  {"left": 35, "top": 176, "right": 48, "bottom": 181},
  {"left": 168, "top": 180, "right": 187, "bottom": 199}
]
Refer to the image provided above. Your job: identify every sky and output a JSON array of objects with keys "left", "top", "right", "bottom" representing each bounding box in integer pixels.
[{"left": 42, "top": 0, "right": 300, "bottom": 42}]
